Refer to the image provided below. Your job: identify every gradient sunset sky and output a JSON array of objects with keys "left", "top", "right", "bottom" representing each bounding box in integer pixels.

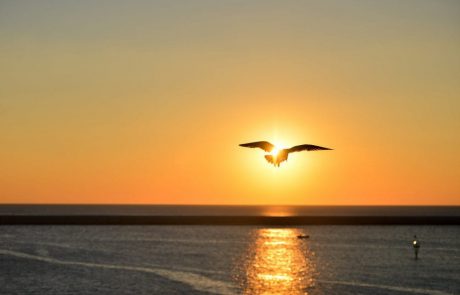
[{"left": 1, "top": 0, "right": 459, "bottom": 205}]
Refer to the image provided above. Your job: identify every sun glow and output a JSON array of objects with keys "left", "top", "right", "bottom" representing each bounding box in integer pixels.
[
  {"left": 270, "top": 146, "right": 281, "bottom": 158},
  {"left": 270, "top": 141, "right": 287, "bottom": 158}
]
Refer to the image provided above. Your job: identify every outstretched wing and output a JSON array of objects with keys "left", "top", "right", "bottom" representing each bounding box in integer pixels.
[
  {"left": 239, "top": 141, "right": 275, "bottom": 152},
  {"left": 288, "top": 144, "right": 332, "bottom": 153}
]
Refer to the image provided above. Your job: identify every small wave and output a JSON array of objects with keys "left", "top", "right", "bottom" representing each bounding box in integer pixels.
[
  {"left": 0, "top": 249, "right": 236, "bottom": 295},
  {"left": 318, "top": 279, "right": 453, "bottom": 295},
  {"left": 19, "top": 241, "right": 76, "bottom": 250},
  {"left": 127, "top": 238, "right": 244, "bottom": 245},
  {"left": 36, "top": 248, "right": 49, "bottom": 257},
  {"left": 424, "top": 247, "right": 460, "bottom": 253},
  {"left": 310, "top": 243, "right": 409, "bottom": 250},
  {"left": 144, "top": 263, "right": 227, "bottom": 276}
]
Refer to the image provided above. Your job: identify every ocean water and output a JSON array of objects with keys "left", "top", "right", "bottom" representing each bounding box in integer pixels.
[
  {"left": 1, "top": 225, "right": 459, "bottom": 294},
  {"left": 1, "top": 205, "right": 459, "bottom": 217}
]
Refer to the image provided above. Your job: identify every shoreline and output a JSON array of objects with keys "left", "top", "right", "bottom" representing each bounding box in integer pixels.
[{"left": 1, "top": 215, "right": 459, "bottom": 225}]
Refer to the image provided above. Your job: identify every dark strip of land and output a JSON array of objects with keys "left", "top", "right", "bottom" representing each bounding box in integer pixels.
[{"left": 1, "top": 215, "right": 459, "bottom": 225}]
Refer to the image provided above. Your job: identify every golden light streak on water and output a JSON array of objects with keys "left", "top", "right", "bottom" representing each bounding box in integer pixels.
[
  {"left": 261, "top": 206, "right": 295, "bottom": 217},
  {"left": 240, "top": 228, "right": 316, "bottom": 294}
]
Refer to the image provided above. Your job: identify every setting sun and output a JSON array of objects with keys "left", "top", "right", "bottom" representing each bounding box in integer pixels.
[{"left": 270, "top": 146, "right": 281, "bottom": 158}]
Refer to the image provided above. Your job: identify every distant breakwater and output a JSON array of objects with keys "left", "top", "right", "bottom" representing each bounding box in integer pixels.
[{"left": 1, "top": 215, "right": 460, "bottom": 225}]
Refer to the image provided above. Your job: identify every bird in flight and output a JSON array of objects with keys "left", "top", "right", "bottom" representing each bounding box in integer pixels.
[{"left": 239, "top": 141, "right": 332, "bottom": 167}]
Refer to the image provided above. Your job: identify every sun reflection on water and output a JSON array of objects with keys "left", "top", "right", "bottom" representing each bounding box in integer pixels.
[
  {"left": 238, "top": 228, "right": 316, "bottom": 294},
  {"left": 261, "top": 206, "right": 295, "bottom": 217}
]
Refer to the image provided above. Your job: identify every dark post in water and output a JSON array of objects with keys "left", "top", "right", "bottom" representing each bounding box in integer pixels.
[{"left": 413, "top": 235, "right": 420, "bottom": 260}]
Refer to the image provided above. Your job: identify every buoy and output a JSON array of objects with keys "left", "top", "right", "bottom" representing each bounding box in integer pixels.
[{"left": 413, "top": 235, "right": 420, "bottom": 260}]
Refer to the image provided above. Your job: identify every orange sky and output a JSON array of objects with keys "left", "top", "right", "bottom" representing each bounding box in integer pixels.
[{"left": 1, "top": 1, "right": 459, "bottom": 204}]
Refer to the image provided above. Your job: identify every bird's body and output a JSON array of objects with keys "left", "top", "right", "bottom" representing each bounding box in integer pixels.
[
  {"left": 264, "top": 149, "right": 288, "bottom": 167},
  {"left": 239, "top": 141, "right": 332, "bottom": 167}
]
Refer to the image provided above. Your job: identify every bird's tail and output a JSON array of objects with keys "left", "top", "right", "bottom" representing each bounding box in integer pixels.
[
  {"left": 265, "top": 155, "right": 281, "bottom": 167},
  {"left": 265, "top": 155, "right": 275, "bottom": 165}
]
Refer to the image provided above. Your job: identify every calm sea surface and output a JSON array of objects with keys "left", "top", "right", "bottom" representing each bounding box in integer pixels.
[
  {"left": 1, "top": 205, "right": 459, "bottom": 216},
  {"left": 1, "top": 206, "right": 459, "bottom": 294},
  {"left": 1, "top": 224, "right": 459, "bottom": 294}
]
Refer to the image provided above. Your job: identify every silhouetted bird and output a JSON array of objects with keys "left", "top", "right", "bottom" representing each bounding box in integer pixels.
[{"left": 239, "top": 141, "right": 332, "bottom": 167}]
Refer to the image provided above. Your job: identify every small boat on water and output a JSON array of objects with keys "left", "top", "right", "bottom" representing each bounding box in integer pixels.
[{"left": 297, "top": 235, "right": 310, "bottom": 239}]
